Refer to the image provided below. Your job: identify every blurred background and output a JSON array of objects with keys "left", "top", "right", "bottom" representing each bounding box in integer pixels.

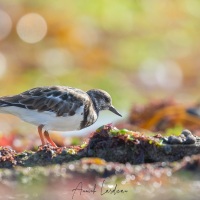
[
  {"left": 1, "top": 1, "right": 200, "bottom": 199},
  {"left": 1, "top": 0, "right": 200, "bottom": 149}
]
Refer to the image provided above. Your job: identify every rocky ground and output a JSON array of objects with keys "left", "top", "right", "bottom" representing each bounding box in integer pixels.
[
  {"left": 0, "top": 125, "right": 199, "bottom": 168},
  {"left": 1, "top": 100, "right": 200, "bottom": 200}
]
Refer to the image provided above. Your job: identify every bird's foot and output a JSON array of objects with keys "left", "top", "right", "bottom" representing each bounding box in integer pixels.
[{"left": 38, "top": 143, "right": 66, "bottom": 153}]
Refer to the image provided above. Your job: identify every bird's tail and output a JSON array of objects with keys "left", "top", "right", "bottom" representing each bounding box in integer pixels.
[
  {"left": 0, "top": 99, "right": 9, "bottom": 113},
  {"left": 0, "top": 99, "right": 7, "bottom": 106}
]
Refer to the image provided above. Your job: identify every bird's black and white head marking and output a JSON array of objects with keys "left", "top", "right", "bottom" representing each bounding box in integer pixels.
[
  {"left": 86, "top": 89, "right": 122, "bottom": 117},
  {"left": 87, "top": 89, "right": 111, "bottom": 110}
]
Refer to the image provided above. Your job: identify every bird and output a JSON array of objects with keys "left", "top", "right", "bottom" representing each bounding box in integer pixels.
[{"left": 0, "top": 86, "right": 122, "bottom": 147}]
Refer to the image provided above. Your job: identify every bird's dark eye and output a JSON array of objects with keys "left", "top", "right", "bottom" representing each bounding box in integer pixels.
[{"left": 105, "top": 97, "right": 110, "bottom": 103}]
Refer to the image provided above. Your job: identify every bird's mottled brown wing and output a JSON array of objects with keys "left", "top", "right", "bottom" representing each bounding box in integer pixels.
[{"left": 0, "top": 86, "right": 89, "bottom": 117}]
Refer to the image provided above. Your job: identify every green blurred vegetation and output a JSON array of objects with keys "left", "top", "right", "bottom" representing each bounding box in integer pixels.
[{"left": 1, "top": 0, "right": 200, "bottom": 109}]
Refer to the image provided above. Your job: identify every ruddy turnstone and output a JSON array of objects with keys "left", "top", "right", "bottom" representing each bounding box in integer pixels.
[{"left": 0, "top": 86, "right": 122, "bottom": 147}]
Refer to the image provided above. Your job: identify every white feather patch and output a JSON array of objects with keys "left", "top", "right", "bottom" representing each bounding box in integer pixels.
[{"left": 0, "top": 106, "right": 84, "bottom": 131}]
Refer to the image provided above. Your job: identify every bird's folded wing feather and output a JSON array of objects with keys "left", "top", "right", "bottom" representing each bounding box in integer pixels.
[{"left": 0, "top": 86, "right": 86, "bottom": 117}]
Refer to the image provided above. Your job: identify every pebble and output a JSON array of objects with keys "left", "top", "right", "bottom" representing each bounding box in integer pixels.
[
  {"left": 181, "top": 129, "right": 192, "bottom": 137},
  {"left": 183, "top": 135, "right": 196, "bottom": 144},
  {"left": 168, "top": 136, "right": 183, "bottom": 144},
  {"left": 164, "top": 129, "right": 196, "bottom": 145}
]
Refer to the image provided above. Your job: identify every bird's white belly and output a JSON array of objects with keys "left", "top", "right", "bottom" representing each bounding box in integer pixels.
[{"left": 0, "top": 106, "right": 84, "bottom": 131}]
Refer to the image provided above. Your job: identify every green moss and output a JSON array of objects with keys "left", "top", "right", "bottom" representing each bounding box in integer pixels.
[
  {"left": 67, "top": 149, "right": 76, "bottom": 155},
  {"left": 110, "top": 127, "right": 134, "bottom": 136},
  {"left": 119, "top": 129, "right": 129, "bottom": 134},
  {"left": 149, "top": 140, "right": 153, "bottom": 144},
  {"left": 127, "top": 135, "right": 134, "bottom": 141},
  {"left": 96, "top": 125, "right": 105, "bottom": 132},
  {"left": 80, "top": 142, "right": 87, "bottom": 149},
  {"left": 110, "top": 129, "right": 119, "bottom": 136},
  {"left": 155, "top": 139, "right": 164, "bottom": 147}
]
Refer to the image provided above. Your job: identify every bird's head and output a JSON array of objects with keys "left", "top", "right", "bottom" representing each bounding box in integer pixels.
[{"left": 86, "top": 89, "right": 122, "bottom": 117}]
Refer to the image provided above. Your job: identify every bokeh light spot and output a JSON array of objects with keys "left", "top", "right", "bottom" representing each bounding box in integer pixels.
[
  {"left": 0, "top": 53, "right": 7, "bottom": 78},
  {"left": 38, "top": 48, "right": 74, "bottom": 75},
  {"left": 16, "top": 13, "right": 47, "bottom": 44},
  {"left": 156, "top": 61, "right": 183, "bottom": 90},
  {"left": 138, "top": 60, "right": 183, "bottom": 91},
  {"left": 0, "top": 9, "right": 12, "bottom": 41}
]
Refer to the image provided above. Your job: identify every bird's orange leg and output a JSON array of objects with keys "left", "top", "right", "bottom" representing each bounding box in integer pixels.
[
  {"left": 38, "top": 125, "right": 46, "bottom": 146},
  {"left": 44, "top": 131, "right": 57, "bottom": 147}
]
